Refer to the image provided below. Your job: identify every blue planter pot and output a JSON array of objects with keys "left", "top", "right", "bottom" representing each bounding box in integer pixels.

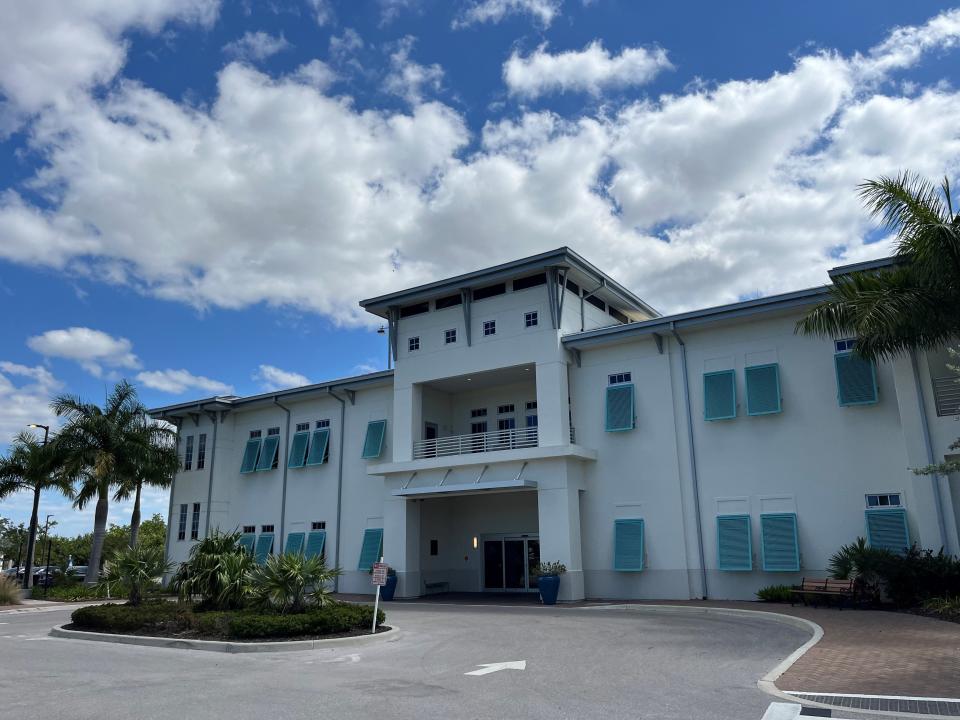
[
  {"left": 538, "top": 575, "right": 560, "bottom": 605},
  {"left": 381, "top": 574, "right": 398, "bottom": 601}
]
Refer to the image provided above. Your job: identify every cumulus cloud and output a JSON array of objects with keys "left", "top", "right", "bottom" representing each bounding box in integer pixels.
[
  {"left": 453, "top": 0, "right": 561, "bottom": 29},
  {"left": 0, "top": 361, "right": 63, "bottom": 444},
  {"left": 254, "top": 364, "right": 312, "bottom": 391},
  {"left": 305, "top": 0, "right": 334, "bottom": 26},
  {"left": 222, "top": 31, "right": 291, "bottom": 62},
  {"left": 504, "top": 41, "right": 673, "bottom": 98},
  {"left": 136, "top": 369, "right": 234, "bottom": 396},
  {"left": 27, "top": 327, "right": 140, "bottom": 377},
  {"left": 379, "top": 0, "right": 421, "bottom": 26},
  {"left": 383, "top": 36, "right": 444, "bottom": 103}
]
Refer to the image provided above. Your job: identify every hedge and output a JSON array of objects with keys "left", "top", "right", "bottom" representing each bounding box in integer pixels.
[{"left": 228, "top": 604, "right": 384, "bottom": 639}]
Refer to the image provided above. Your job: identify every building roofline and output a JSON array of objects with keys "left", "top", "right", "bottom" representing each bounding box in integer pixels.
[
  {"left": 359, "top": 247, "right": 659, "bottom": 318},
  {"left": 147, "top": 369, "right": 394, "bottom": 418},
  {"left": 827, "top": 255, "right": 900, "bottom": 278}
]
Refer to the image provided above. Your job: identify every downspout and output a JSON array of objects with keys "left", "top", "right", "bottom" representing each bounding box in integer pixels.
[
  {"left": 328, "top": 387, "right": 347, "bottom": 592},
  {"left": 164, "top": 417, "right": 182, "bottom": 567},
  {"left": 671, "top": 323, "right": 708, "bottom": 599},
  {"left": 274, "top": 397, "right": 292, "bottom": 547},
  {"left": 203, "top": 409, "right": 219, "bottom": 539},
  {"left": 909, "top": 350, "right": 949, "bottom": 550}
]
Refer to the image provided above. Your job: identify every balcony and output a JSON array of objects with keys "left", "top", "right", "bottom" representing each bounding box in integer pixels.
[{"left": 414, "top": 426, "right": 538, "bottom": 459}]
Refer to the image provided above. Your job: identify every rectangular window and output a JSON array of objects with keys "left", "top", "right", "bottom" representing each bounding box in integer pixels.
[
  {"left": 512, "top": 273, "right": 546, "bottom": 291},
  {"left": 399, "top": 301, "right": 429, "bottom": 318},
  {"left": 524, "top": 311, "right": 539, "bottom": 328},
  {"left": 608, "top": 372, "right": 632, "bottom": 385},
  {"left": 472, "top": 282, "right": 506, "bottom": 301},
  {"left": 605, "top": 384, "right": 635, "bottom": 432},
  {"left": 240, "top": 437, "right": 262, "bottom": 474},
  {"left": 242, "top": 525, "right": 256, "bottom": 534},
  {"left": 361, "top": 420, "right": 387, "bottom": 459},
  {"left": 183, "top": 435, "right": 194, "bottom": 471},
  {"left": 866, "top": 493, "right": 902, "bottom": 508},
  {"left": 267, "top": 427, "right": 280, "bottom": 436},
  {"left": 865, "top": 508, "right": 909, "bottom": 554},
  {"left": 358, "top": 528, "right": 384, "bottom": 570},
  {"left": 408, "top": 336, "right": 420, "bottom": 352},
  {"left": 305, "top": 529, "right": 326, "bottom": 560},
  {"left": 249, "top": 430, "right": 262, "bottom": 438},
  {"left": 306, "top": 428, "right": 330, "bottom": 465},
  {"left": 471, "top": 421, "right": 488, "bottom": 434},
  {"left": 197, "top": 433, "right": 206, "bottom": 470},
  {"left": 835, "top": 338, "right": 856, "bottom": 352},
  {"left": 435, "top": 293, "right": 462, "bottom": 310},
  {"left": 190, "top": 502, "right": 201, "bottom": 540},
  {"left": 255, "top": 434, "right": 280, "bottom": 471},
  {"left": 498, "top": 418, "right": 516, "bottom": 431},
  {"left": 717, "top": 515, "right": 752, "bottom": 571},
  {"left": 470, "top": 408, "right": 487, "bottom": 418},
  {"left": 525, "top": 414, "right": 538, "bottom": 428},
  {"left": 445, "top": 328, "right": 457, "bottom": 344},
  {"left": 835, "top": 351, "right": 878, "bottom": 406},
  {"left": 609, "top": 307, "right": 629, "bottom": 324},
  {"left": 586, "top": 295, "right": 606, "bottom": 312},
  {"left": 497, "top": 404, "right": 515, "bottom": 414},
  {"left": 177, "top": 504, "right": 187, "bottom": 541},
  {"left": 525, "top": 401, "right": 537, "bottom": 410},
  {"left": 317, "top": 419, "right": 330, "bottom": 428},
  {"left": 483, "top": 320, "right": 496, "bottom": 336},
  {"left": 288, "top": 431, "right": 310, "bottom": 469},
  {"left": 295, "top": 422, "right": 310, "bottom": 432},
  {"left": 745, "top": 364, "right": 782, "bottom": 416},
  {"left": 284, "top": 532, "right": 305, "bottom": 555},
  {"left": 704, "top": 370, "right": 737, "bottom": 421},
  {"left": 311, "top": 521, "right": 326, "bottom": 530},
  {"left": 760, "top": 513, "right": 800, "bottom": 572},
  {"left": 565, "top": 278, "right": 581, "bottom": 296},
  {"left": 261, "top": 524, "right": 275, "bottom": 533},
  {"left": 614, "top": 519, "right": 645, "bottom": 571}
]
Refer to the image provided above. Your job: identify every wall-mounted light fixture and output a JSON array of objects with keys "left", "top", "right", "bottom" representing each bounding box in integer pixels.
[{"left": 472, "top": 536, "right": 478, "bottom": 549}]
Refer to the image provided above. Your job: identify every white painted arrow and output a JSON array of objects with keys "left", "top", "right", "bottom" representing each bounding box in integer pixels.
[{"left": 464, "top": 660, "right": 526, "bottom": 676}]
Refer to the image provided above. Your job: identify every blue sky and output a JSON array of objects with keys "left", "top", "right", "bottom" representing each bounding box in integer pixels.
[{"left": 2, "top": 0, "right": 960, "bottom": 535}]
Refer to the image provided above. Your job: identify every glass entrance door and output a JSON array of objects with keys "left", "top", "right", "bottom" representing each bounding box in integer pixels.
[{"left": 482, "top": 535, "right": 540, "bottom": 591}]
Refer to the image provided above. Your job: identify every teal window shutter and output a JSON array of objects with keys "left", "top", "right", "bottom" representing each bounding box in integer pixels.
[
  {"left": 255, "top": 436, "right": 280, "bottom": 471},
  {"left": 760, "top": 513, "right": 799, "bottom": 572},
  {"left": 717, "top": 515, "right": 752, "bottom": 571},
  {"left": 306, "top": 428, "right": 330, "bottom": 466},
  {"left": 240, "top": 439, "right": 261, "bottom": 474},
  {"left": 238, "top": 533, "right": 256, "bottom": 555},
  {"left": 358, "top": 528, "right": 383, "bottom": 570},
  {"left": 284, "top": 532, "right": 305, "bottom": 555},
  {"left": 288, "top": 432, "right": 309, "bottom": 469},
  {"left": 605, "top": 384, "right": 636, "bottom": 432},
  {"left": 361, "top": 420, "right": 387, "bottom": 459},
  {"left": 745, "top": 364, "right": 781, "bottom": 416},
  {"left": 254, "top": 533, "right": 274, "bottom": 564},
  {"left": 305, "top": 530, "right": 327, "bottom": 560},
  {"left": 614, "top": 518, "right": 645, "bottom": 571},
  {"left": 704, "top": 370, "right": 736, "bottom": 420},
  {"left": 835, "top": 352, "right": 878, "bottom": 406},
  {"left": 866, "top": 508, "right": 909, "bottom": 554}
]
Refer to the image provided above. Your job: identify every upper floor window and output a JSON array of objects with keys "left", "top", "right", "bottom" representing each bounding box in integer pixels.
[
  {"left": 609, "top": 307, "right": 629, "bottom": 324},
  {"left": 445, "top": 328, "right": 457, "bottom": 344},
  {"left": 250, "top": 430, "right": 262, "bottom": 438},
  {"left": 197, "top": 433, "right": 207, "bottom": 470},
  {"left": 866, "top": 493, "right": 902, "bottom": 508},
  {"left": 565, "top": 278, "right": 581, "bottom": 295},
  {"left": 512, "top": 273, "right": 546, "bottom": 291},
  {"left": 408, "top": 336, "right": 420, "bottom": 352},
  {"left": 483, "top": 320, "right": 496, "bottom": 336},
  {"left": 835, "top": 338, "right": 856, "bottom": 352},
  {"left": 242, "top": 525, "right": 256, "bottom": 534},
  {"left": 317, "top": 419, "right": 330, "bottom": 428},
  {"left": 267, "top": 427, "right": 280, "bottom": 436},
  {"left": 399, "top": 302, "right": 429, "bottom": 318},
  {"left": 473, "top": 282, "right": 506, "bottom": 301},
  {"left": 470, "top": 408, "right": 488, "bottom": 418},
  {"left": 497, "top": 404, "right": 515, "bottom": 414},
  {"left": 177, "top": 504, "right": 188, "bottom": 541},
  {"left": 586, "top": 295, "right": 606, "bottom": 312},
  {"left": 190, "top": 503, "right": 201, "bottom": 540},
  {"left": 261, "top": 524, "right": 275, "bottom": 533},
  {"left": 435, "top": 293, "right": 462, "bottom": 310},
  {"left": 524, "top": 311, "right": 538, "bottom": 328},
  {"left": 311, "top": 521, "right": 327, "bottom": 530},
  {"left": 526, "top": 401, "right": 537, "bottom": 410},
  {"left": 609, "top": 372, "right": 632, "bottom": 385},
  {"left": 183, "top": 435, "right": 194, "bottom": 471},
  {"left": 295, "top": 422, "right": 310, "bottom": 432}
]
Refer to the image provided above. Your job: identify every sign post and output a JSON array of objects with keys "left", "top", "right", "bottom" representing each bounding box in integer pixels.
[{"left": 371, "top": 558, "right": 387, "bottom": 634}]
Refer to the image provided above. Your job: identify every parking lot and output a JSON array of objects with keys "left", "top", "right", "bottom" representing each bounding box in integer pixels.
[{"left": 0, "top": 601, "right": 809, "bottom": 720}]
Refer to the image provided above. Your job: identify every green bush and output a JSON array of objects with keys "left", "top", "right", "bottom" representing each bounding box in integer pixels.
[
  {"left": 247, "top": 554, "right": 340, "bottom": 614},
  {"left": 98, "top": 543, "right": 172, "bottom": 605},
  {"left": 44, "top": 584, "right": 112, "bottom": 602},
  {"left": 0, "top": 575, "right": 21, "bottom": 605},
  {"left": 756, "top": 584, "right": 793, "bottom": 602},
  {"left": 172, "top": 530, "right": 248, "bottom": 610},
  {"left": 532, "top": 561, "right": 567, "bottom": 577},
  {"left": 920, "top": 596, "right": 960, "bottom": 622},
  {"left": 229, "top": 604, "right": 385, "bottom": 639},
  {"left": 71, "top": 602, "right": 184, "bottom": 633}
]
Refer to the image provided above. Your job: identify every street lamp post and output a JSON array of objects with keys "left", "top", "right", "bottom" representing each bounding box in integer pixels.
[
  {"left": 22, "top": 423, "right": 50, "bottom": 590},
  {"left": 42, "top": 514, "right": 54, "bottom": 598}
]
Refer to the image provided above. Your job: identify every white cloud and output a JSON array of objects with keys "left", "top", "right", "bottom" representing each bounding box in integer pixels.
[
  {"left": 856, "top": 8, "right": 960, "bottom": 79},
  {"left": 379, "top": 0, "right": 421, "bottom": 26},
  {"left": 305, "top": 0, "right": 334, "bottom": 26},
  {"left": 0, "top": 361, "right": 63, "bottom": 444},
  {"left": 254, "top": 364, "right": 312, "bottom": 391},
  {"left": 503, "top": 41, "right": 673, "bottom": 98},
  {"left": 383, "top": 36, "right": 444, "bottom": 104},
  {"left": 136, "top": 369, "right": 234, "bottom": 396},
  {"left": 27, "top": 327, "right": 140, "bottom": 377},
  {"left": 222, "top": 31, "right": 291, "bottom": 62},
  {"left": 453, "top": 0, "right": 561, "bottom": 29}
]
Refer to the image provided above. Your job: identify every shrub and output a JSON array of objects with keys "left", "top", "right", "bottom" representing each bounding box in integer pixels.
[
  {"left": 828, "top": 537, "right": 892, "bottom": 603},
  {"left": 172, "top": 530, "right": 248, "bottom": 609},
  {"left": 0, "top": 575, "right": 21, "bottom": 605},
  {"left": 532, "top": 561, "right": 567, "bottom": 577},
  {"left": 920, "top": 596, "right": 960, "bottom": 622},
  {"left": 98, "top": 543, "right": 173, "bottom": 606},
  {"left": 228, "top": 603, "right": 385, "bottom": 639},
  {"left": 881, "top": 546, "right": 960, "bottom": 607},
  {"left": 71, "top": 602, "right": 184, "bottom": 633},
  {"left": 44, "top": 584, "right": 111, "bottom": 602},
  {"left": 246, "top": 554, "right": 341, "bottom": 614},
  {"left": 756, "top": 584, "right": 793, "bottom": 602}
]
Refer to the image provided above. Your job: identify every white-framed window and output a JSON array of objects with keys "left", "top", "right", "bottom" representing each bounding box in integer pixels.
[
  {"left": 317, "top": 419, "right": 330, "bottom": 428},
  {"left": 483, "top": 320, "right": 496, "bottom": 336},
  {"left": 471, "top": 421, "right": 488, "bottom": 434},
  {"left": 190, "top": 502, "right": 201, "bottom": 540},
  {"left": 250, "top": 429, "right": 262, "bottom": 439},
  {"left": 177, "top": 504, "right": 188, "bottom": 541},
  {"left": 183, "top": 435, "right": 194, "bottom": 471},
  {"left": 524, "top": 311, "right": 538, "bottom": 328},
  {"left": 445, "top": 328, "right": 457, "bottom": 344},
  {"left": 267, "top": 427, "right": 280, "bottom": 436},
  {"left": 470, "top": 408, "right": 487, "bottom": 418},
  {"left": 498, "top": 418, "right": 516, "bottom": 430},
  {"left": 497, "top": 404, "right": 515, "bottom": 414},
  {"left": 408, "top": 336, "right": 420, "bottom": 352},
  {"left": 835, "top": 338, "right": 856, "bottom": 352},
  {"left": 242, "top": 525, "right": 256, "bottom": 533},
  {"left": 311, "top": 521, "right": 326, "bottom": 530},
  {"left": 261, "top": 524, "right": 275, "bottom": 533},
  {"left": 525, "top": 400, "right": 538, "bottom": 428},
  {"left": 609, "top": 372, "right": 632, "bottom": 385},
  {"left": 197, "top": 433, "right": 206, "bottom": 470},
  {"left": 295, "top": 422, "right": 310, "bottom": 432},
  {"left": 866, "top": 493, "right": 902, "bottom": 508}
]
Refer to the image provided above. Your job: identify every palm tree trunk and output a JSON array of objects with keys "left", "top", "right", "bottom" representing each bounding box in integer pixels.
[
  {"left": 129, "top": 480, "right": 142, "bottom": 548},
  {"left": 85, "top": 488, "right": 109, "bottom": 586},
  {"left": 23, "top": 484, "right": 41, "bottom": 590}
]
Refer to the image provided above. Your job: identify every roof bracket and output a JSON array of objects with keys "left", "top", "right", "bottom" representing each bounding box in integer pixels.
[
  {"left": 438, "top": 468, "right": 452, "bottom": 487},
  {"left": 460, "top": 288, "right": 472, "bottom": 347},
  {"left": 513, "top": 461, "right": 528, "bottom": 483},
  {"left": 188, "top": 412, "right": 200, "bottom": 427},
  {"left": 402, "top": 471, "right": 418, "bottom": 490},
  {"left": 345, "top": 389, "right": 356, "bottom": 405},
  {"left": 387, "top": 305, "right": 400, "bottom": 365},
  {"left": 475, "top": 464, "right": 489, "bottom": 484},
  {"left": 652, "top": 332, "right": 664, "bottom": 354},
  {"left": 571, "top": 348, "right": 581, "bottom": 368},
  {"left": 220, "top": 410, "right": 231, "bottom": 423}
]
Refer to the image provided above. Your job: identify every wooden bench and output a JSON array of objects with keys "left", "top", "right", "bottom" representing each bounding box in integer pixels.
[
  {"left": 790, "top": 578, "right": 855, "bottom": 609},
  {"left": 423, "top": 580, "right": 450, "bottom": 595}
]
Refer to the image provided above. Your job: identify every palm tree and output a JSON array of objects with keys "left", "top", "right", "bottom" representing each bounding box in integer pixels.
[
  {"left": 53, "top": 380, "right": 146, "bottom": 585},
  {"left": 114, "top": 418, "right": 179, "bottom": 547},
  {"left": 0, "top": 431, "right": 74, "bottom": 589},
  {"left": 798, "top": 172, "right": 960, "bottom": 360}
]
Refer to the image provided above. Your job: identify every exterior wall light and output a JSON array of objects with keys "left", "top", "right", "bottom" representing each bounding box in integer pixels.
[{"left": 472, "top": 536, "right": 478, "bottom": 549}]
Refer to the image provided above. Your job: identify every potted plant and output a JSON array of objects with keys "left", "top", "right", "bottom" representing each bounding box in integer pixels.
[
  {"left": 369, "top": 565, "right": 399, "bottom": 600},
  {"left": 532, "top": 561, "right": 566, "bottom": 605}
]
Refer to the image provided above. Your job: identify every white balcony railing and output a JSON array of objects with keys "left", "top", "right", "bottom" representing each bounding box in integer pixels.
[
  {"left": 413, "top": 426, "right": 538, "bottom": 459},
  {"left": 934, "top": 376, "right": 960, "bottom": 416}
]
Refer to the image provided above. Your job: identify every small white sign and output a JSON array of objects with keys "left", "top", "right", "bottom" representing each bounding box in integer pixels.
[{"left": 371, "top": 562, "right": 388, "bottom": 586}]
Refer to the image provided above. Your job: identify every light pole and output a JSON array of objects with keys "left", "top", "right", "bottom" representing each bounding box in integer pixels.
[
  {"left": 21, "top": 423, "right": 50, "bottom": 590},
  {"left": 42, "top": 514, "right": 54, "bottom": 597}
]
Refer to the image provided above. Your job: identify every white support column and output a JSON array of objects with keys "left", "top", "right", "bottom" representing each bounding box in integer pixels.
[
  {"left": 383, "top": 496, "right": 421, "bottom": 598},
  {"left": 392, "top": 383, "right": 421, "bottom": 463},
  {"left": 535, "top": 361, "right": 571, "bottom": 447},
  {"left": 536, "top": 460, "right": 584, "bottom": 601}
]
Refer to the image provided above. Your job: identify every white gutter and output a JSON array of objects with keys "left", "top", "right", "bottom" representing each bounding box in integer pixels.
[{"left": 909, "top": 350, "right": 949, "bottom": 550}]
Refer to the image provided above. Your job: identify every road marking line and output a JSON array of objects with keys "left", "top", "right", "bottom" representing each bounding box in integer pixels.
[{"left": 465, "top": 660, "right": 526, "bottom": 676}]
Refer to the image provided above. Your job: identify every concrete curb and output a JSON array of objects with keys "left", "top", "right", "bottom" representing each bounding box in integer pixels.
[{"left": 49, "top": 624, "right": 399, "bottom": 653}]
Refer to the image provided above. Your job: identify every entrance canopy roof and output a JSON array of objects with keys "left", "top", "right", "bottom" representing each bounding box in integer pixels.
[{"left": 392, "top": 477, "right": 537, "bottom": 498}]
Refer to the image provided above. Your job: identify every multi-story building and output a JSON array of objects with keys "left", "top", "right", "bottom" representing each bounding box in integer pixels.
[{"left": 149, "top": 248, "right": 960, "bottom": 601}]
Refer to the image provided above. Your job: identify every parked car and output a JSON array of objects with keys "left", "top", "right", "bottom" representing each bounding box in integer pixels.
[{"left": 66, "top": 566, "right": 88, "bottom": 581}]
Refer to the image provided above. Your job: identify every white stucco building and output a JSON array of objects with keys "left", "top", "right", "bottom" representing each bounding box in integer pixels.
[{"left": 149, "top": 248, "right": 960, "bottom": 602}]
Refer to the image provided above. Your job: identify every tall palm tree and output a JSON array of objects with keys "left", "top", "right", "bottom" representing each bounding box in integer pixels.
[
  {"left": 53, "top": 380, "right": 146, "bottom": 585},
  {"left": 0, "top": 432, "right": 74, "bottom": 589},
  {"left": 114, "top": 418, "right": 179, "bottom": 547},
  {"left": 798, "top": 172, "right": 960, "bottom": 360}
]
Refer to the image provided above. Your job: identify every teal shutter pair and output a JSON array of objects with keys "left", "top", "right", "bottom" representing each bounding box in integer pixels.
[
  {"left": 716, "top": 514, "right": 798, "bottom": 572},
  {"left": 282, "top": 530, "right": 328, "bottom": 559},
  {"left": 605, "top": 384, "right": 636, "bottom": 432},
  {"left": 613, "top": 519, "right": 645, "bottom": 571},
  {"left": 704, "top": 364, "right": 782, "bottom": 421},
  {"left": 362, "top": 420, "right": 387, "bottom": 459},
  {"left": 835, "top": 352, "right": 878, "bottom": 406},
  {"left": 288, "top": 428, "right": 330, "bottom": 468},
  {"left": 240, "top": 436, "right": 280, "bottom": 473},
  {"left": 358, "top": 528, "right": 383, "bottom": 570},
  {"left": 865, "top": 508, "right": 909, "bottom": 553}
]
